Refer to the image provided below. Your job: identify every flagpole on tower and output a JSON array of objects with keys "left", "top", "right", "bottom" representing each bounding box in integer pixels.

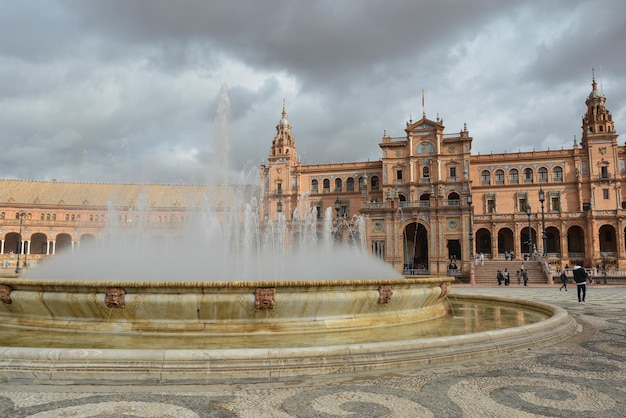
[{"left": 422, "top": 88, "right": 425, "bottom": 117}]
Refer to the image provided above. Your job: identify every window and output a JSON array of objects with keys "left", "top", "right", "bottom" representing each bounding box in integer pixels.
[
  {"left": 538, "top": 167, "right": 548, "bottom": 182},
  {"left": 277, "top": 202, "right": 283, "bottom": 213},
  {"left": 396, "top": 170, "right": 403, "bottom": 181},
  {"left": 519, "top": 198, "right": 529, "bottom": 212},
  {"left": 449, "top": 166, "right": 456, "bottom": 178},
  {"left": 311, "top": 179, "right": 318, "bottom": 194},
  {"left": 551, "top": 197, "right": 560, "bottom": 211},
  {"left": 481, "top": 170, "right": 491, "bottom": 185},
  {"left": 524, "top": 168, "right": 533, "bottom": 183},
  {"left": 370, "top": 176, "right": 380, "bottom": 191},
  {"left": 40, "top": 213, "right": 45, "bottom": 220},
  {"left": 601, "top": 166, "right": 609, "bottom": 179},
  {"left": 603, "top": 189, "right": 609, "bottom": 199},
  {"left": 347, "top": 178, "right": 355, "bottom": 192},
  {"left": 487, "top": 198, "right": 496, "bottom": 213},
  {"left": 509, "top": 169, "right": 519, "bottom": 184},
  {"left": 323, "top": 179, "right": 330, "bottom": 193},
  {"left": 423, "top": 167, "right": 430, "bottom": 178},
  {"left": 277, "top": 183, "right": 282, "bottom": 195},
  {"left": 582, "top": 161, "right": 588, "bottom": 174},
  {"left": 335, "top": 178, "right": 342, "bottom": 192},
  {"left": 553, "top": 166, "right": 563, "bottom": 182},
  {"left": 495, "top": 169, "right": 504, "bottom": 184},
  {"left": 358, "top": 177, "right": 364, "bottom": 191}
]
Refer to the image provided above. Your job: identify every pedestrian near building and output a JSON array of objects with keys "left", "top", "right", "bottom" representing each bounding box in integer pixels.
[
  {"left": 523, "top": 270, "right": 528, "bottom": 286},
  {"left": 516, "top": 270, "right": 521, "bottom": 285},
  {"left": 573, "top": 265, "right": 589, "bottom": 304},
  {"left": 559, "top": 271, "right": 568, "bottom": 291}
]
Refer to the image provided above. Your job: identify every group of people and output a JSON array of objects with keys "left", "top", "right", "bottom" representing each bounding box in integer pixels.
[
  {"left": 559, "top": 264, "right": 590, "bottom": 304},
  {"left": 496, "top": 268, "right": 528, "bottom": 286}
]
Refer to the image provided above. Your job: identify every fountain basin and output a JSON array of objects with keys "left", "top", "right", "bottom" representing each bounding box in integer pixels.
[
  {"left": 0, "top": 277, "right": 450, "bottom": 336},
  {"left": 0, "top": 278, "right": 577, "bottom": 384}
]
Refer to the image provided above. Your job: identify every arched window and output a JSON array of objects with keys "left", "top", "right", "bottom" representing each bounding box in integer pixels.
[
  {"left": 311, "top": 179, "right": 318, "bottom": 194},
  {"left": 335, "top": 178, "right": 342, "bottom": 192},
  {"left": 509, "top": 169, "right": 519, "bottom": 184},
  {"left": 422, "top": 166, "right": 430, "bottom": 178},
  {"left": 347, "top": 178, "right": 355, "bottom": 192},
  {"left": 495, "top": 169, "right": 505, "bottom": 184},
  {"left": 370, "top": 176, "right": 380, "bottom": 191},
  {"left": 66, "top": 214, "right": 70, "bottom": 221},
  {"left": 40, "top": 213, "right": 45, "bottom": 220},
  {"left": 481, "top": 170, "right": 491, "bottom": 185},
  {"left": 524, "top": 168, "right": 533, "bottom": 183},
  {"left": 323, "top": 179, "right": 330, "bottom": 193},
  {"left": 553, "top": 166, "right": 563, "bottom": 182},
  {"left": 538, "top": 167, "right": 548, "bottom": 183}
]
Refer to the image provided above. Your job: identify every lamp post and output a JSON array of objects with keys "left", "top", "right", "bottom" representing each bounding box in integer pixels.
[
  {"left": 539, "top": 187, "right": 546, "bottom": 256},
  {"left": 15, "top": 213, "right": 25, "bottom": 274},
  {"left": 526, "top": 205, "right": 533, "bottom": 257},
  {"left": 334, "top": 197, "right": 341, "bottom": 219},
  {"left": 467, "top": 193, "right": 474, "bottom": 258}
]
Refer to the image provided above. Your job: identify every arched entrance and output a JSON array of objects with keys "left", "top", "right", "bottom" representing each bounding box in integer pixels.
[
  {"left": 567, "top": 226, "right": 585, "bottom": 255},
  {"left": 30, "top": 233, "right": 48, "bottom": 255},
  {"left": 476, "top": 228, "right": 492, "bottom": 256},
  {"left": 55, "top": 233, "right": 72, "bottom": 253},
  {"left": 403, "top": 222, "right": 428, "bottom": 269},
  {"left": 598, "top": 224, "right": 617, "bottom": 255},
  {"left": 498, "top": 228, "right": 514, "bottom": 257},
  {"left": 544, "top": 226, "right": 561, "bottom": 254},
  {"left": 521, "top": 226, "right": 536, "bottom": 256}
]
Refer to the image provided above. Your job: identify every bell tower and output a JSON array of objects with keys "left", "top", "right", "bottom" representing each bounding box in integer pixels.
[
  {"left": 581, "top": 71, "right": 617, "bottom": 148},
  {"left": 578, "top": 71, "right": 620, "bottom": 212},
  {"left": 269, "top": 101, "right": 298, "bottom": 164},
  {"left": 260, "top": 102, "right": 301, "bottom": 221}
]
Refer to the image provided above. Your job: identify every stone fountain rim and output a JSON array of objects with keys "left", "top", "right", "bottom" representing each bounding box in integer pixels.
[{"left": 2, "top": 276, "right": 455, "bottom": 289}]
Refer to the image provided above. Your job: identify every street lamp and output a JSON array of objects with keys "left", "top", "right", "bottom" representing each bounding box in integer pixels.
[
  {"left": 15, "top": 213, "right": 25, "bottom": 274},
  {"left": 526, "top": 205, "right": 533, "bottom": 257},
  {"left": 334, "top": 197, "right": 341, "bottom": 219},
  {"left": 467, "top": 193, "right": 474, "bottom": 258},
  {"left": 539, "top": 187, "right": 546, "bottom": 256}
]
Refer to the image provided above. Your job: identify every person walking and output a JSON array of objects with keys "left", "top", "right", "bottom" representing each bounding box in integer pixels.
[
  {"left": 559, "top": 270, "right": 568, "bottom": 291},
  {"left": 504, "top": 268, "right": 510, "bottom": 286},
  {"left": 573, "top": 264, "right": 589, "bottom": 304},
  {"left": 497, "top": 270, "right": 503, "bottom": 286},
  {"left": 523, "top": 270, "right": 528, "bottom": 286}
]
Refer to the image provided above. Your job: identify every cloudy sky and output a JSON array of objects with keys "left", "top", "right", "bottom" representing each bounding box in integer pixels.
[{"left": 1, "top": 0, "right": 624, "bottom": 184}]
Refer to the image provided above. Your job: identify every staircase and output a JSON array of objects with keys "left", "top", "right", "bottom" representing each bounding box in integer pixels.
[{"left": 472, "top": 260, "right": 549, "bottom": 285}]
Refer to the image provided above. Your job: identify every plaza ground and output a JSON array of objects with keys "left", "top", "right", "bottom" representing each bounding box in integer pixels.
[{"left": 0, "top": 284, "right": 624, "bottom": 417}]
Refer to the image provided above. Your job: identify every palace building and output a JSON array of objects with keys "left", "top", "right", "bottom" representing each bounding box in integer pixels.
[{"left": 0, "top": 76, "right": 623, "bottom": 279}]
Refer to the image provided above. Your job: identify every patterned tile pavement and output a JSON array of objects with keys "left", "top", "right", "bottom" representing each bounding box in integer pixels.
[{"left": 0, "top": 285, "right": 624, "bottom": 417}]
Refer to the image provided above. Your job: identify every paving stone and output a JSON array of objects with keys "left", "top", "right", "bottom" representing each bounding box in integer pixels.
[{"left": 0, "top": 286, "right": 624, "bottom": 417}]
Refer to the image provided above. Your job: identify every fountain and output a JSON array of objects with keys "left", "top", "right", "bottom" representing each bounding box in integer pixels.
[{"left": 0, "top": 86, "right": 577, "bottom": 384}]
